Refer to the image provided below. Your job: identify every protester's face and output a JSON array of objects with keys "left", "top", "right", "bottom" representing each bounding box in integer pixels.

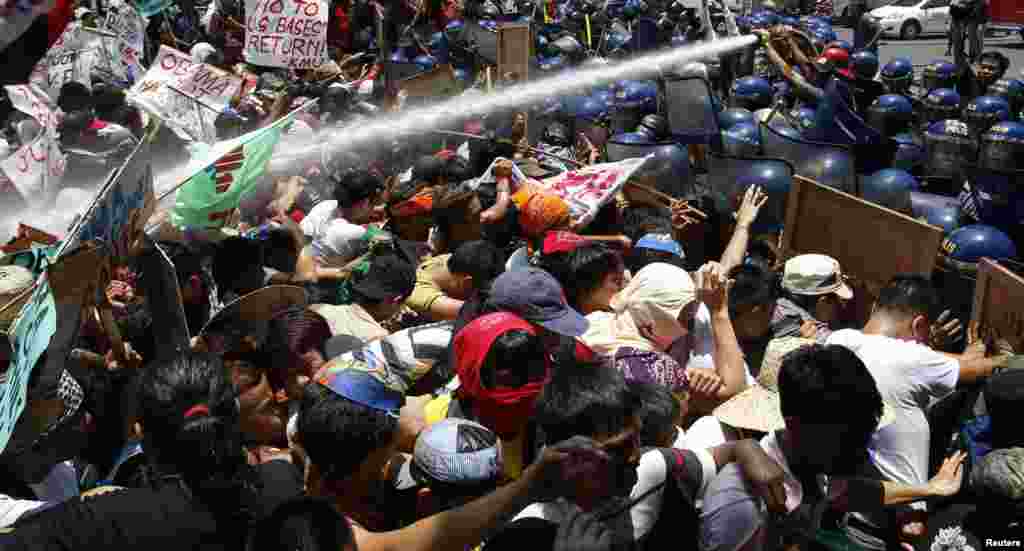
[
  {"left": 230, "top": 360, "right": 285, "bottom": 445},
  {"left": 814, "top": 294, "right": 845, "bottom": 325},
  {"left": 582, "top": 265, "right": 627, "bottom": 313},
  {"left": 790, "top": 421, "right": 867, "bottom": 476},
  {"left": 733, "top": 304, "right": 774, "bottom": 340}
]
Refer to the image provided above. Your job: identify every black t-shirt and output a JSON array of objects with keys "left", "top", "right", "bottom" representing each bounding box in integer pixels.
[{"left": 1, "top": 460, "right": 302, "bottom": 551}]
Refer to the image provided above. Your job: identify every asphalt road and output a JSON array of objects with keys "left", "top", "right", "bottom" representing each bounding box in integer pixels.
[{"left": 834, "top": 27, "right": 1024, "bottom": 79}]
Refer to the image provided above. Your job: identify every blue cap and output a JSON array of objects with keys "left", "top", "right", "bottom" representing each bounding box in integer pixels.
[
  {"left": 636, "top": 233, "right": 685, "bottom": 259},
  {"left": 489, "top": 268, "right": 589, "bottom": 337},
  {"left": 314, "top": 358, "right": 406, "bottom": 415}
]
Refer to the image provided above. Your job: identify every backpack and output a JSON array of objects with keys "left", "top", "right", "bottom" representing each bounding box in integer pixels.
[
  {"left": 950, "top": 0, "right": 978, "bottom": 20},
  {"left": 637, "top": 448, "right": 700, "bottom": 551}
]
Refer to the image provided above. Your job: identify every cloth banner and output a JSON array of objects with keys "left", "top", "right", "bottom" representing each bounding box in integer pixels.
[
  {"left": 539, "top": 157, "right": 648, "bottom": 228},
  {"left": 171, "top": 103, "right": 309, "bottom": 229},
  {"left": 243, "top": 0, "right": 329, "bottom": 69},
  {"left": 0, "top": 84, "right": 66, "bottom": 206},
  {"left": 60, "top": 132, "right": 156, "bottom": 261},
  {"left": 129, "top": 45, "right": 242, "bottom": 142}
]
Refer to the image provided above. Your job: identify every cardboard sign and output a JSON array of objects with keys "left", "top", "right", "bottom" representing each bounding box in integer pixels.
[
  {"left": 243, "top": 0, "right": 329, "bottom": 69},
  {"left": 138, "top": 239, "right": 190, "bottom": 357},
  {"left": 29, "top": 25, "right": 122, "bottom": 98},
  {"left": 971, "top": 258, "right": 1024, "bottom": 352},
  {"left": 61, "top": 136, "right": 156, "bottom": 261},
  {"left": 781, "top": 175, "right": 944, "bottom": 285},
  {"left": 129, "top": 46, "right": 240, "bottom": 142},
  {"left": 497, "top": 23, "right": 531, "bottom": 82},
  {"left": 0, "top": 85, "right": 66, "bottom": 206},
  {"left": 398, "top": 64, "right": 460, "bottom": 98},
  {"left": 0, "top": 243, "right": 105, "bottom": 453}
]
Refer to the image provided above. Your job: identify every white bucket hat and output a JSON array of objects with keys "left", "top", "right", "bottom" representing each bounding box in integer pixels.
[{"left": 781, "top": 254, "right": 854, "bottom": 300}]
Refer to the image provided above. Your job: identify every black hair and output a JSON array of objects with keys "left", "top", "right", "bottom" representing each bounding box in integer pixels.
[
  {"left": 777, "top": 344, "right": 883, "bottom": 467},
  {"left": 261, "top": 227, "right": 300, "bottom": 274},
  {"left": 875, "top": 274, "right": 939, "bottom": 322},
  {"left": 448, "top": 240, "right": 506, "bottom": 289},
  {"left": 478, "top": 329, "right": 547, "bottom": 390},
  {"left": 535, "top": 359, "right": 638, "bottom": 445},
  {"left": 247, "top": 497, "right": 355, "bottom": 551},
  {"left": 728, "top": 264, "right": 781, "bottom": 319},
  {"left": 621, "top": 204, "right": 673, "bottom": 242},
  {"left": 298, "top": 382, "right": 398, "bottom": 482},
  {"left": 138, "top": 353, "right": 257, "bottom": 542},
  {"left": 57, "top": 110, "right": 94, "bottom": 143},
  {"left": 745, "top": 238, "right": 778, "bottom": 272},
  {"left": 333, "top": 169, "right": 383, "bottom": 208},
  {"left": 562, "top": 243, "right": 623, "bottom": 310},
  {"left": 629, "top": 380, "right": 681, "bottom": 448},
  {"left": 57, "top": 82, "right": 92, "bottom": 113},
  {"left": 213, "top": 237, "right": 266, "bottom": 301}
]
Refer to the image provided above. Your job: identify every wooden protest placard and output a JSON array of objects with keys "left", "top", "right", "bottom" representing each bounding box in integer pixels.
[
  {"left": 497, "top": 22, "right": 531, "bottom": 82},
  {"left": 398, "top": 65, "right": 460, "bottom": 98},
  {"left": 0, "top": 84, "right": 66, "bottom": 205},
  {"left": 971, "top": 258, "right": 1024, "bottom": 352},
  {"left": 780, "top": 175, "right": 944, "bottom": 285},
  {"left": 243, "top": 0, "right": 329, "bottom": 69},
  {"left": 0, "top": 243, "right": 105, "bottom": 453}
]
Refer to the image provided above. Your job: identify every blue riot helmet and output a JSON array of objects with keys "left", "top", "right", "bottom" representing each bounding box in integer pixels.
[
  {"left": 827, "top": 40, "right": 853, "bottom": 53},
  {"left": 792, "top": 107, "right": 818, "bottom": 134},
  {"left": 637, "top": 114, "right": 670, "bottom": 141},
  {"left": 718, "top": 108, "right": 756, "bottom": 131},
  {"left": 541, "top": 121, "right": 573, "bottom": 147},
  {"left": 924, "top": 120, "right": 977, "bottom": 182},
  {"left": 910, "top": 192, "right": 961, "bottom": 235},
  {"left": 757, "top": 10, "right": 780, "bottom": 26},
  {"left": 923, "top": 88, "right": 962, "bottom": 126},
  {"left": 591, "top": 88, "right": 614, "bottom": 106},
  {"left": 611, "top": 131, "right": 653, "bottom": 144},
  {"left": 606, "top": 27, "right": 633, "bottom": 53},
  {"left": 805, "top": 15, "right": 829, "bottom": 28},
  {"left": 550, "top": 34, "right": 584, "bottom": 61},
  {"left": 781, "top": 15, "right": 799, "bottom": 26},
  {"left": 738, "top": 160, "right": 793, "bottom": 233},
  {"left": 413, "top": 54, "right": 437, "bottom": 71},
  {"left": 428, "top": 32, "right": 447, "bottom": 53},
  {"left": 536, "top": 33, "right": 550, "bottom": 54},
  {"left": 444, "top": 19, "right": 465, "bottom": 42},
  {"left": 862, "top": 169, "right": 920, "bottom": 212},
  {"left": 942, "top": 225, "right": 1018, "bottom": 266},
  {"left": 850, "top": 50, "right": 879, "bottom": 81},
  {"left": 453, "top": 67, "right": 470, "bottom": 87},
  {"left": 892, "top": 132, "right": 926, "bottom": 173},
  {"left": 988, "top": 79, "right": 1024, "bottom": 122},
  {"left": 732, "top": 76, "right": 773, "bottom": 112},
  {"left": 812, "top": 28, "right": 837, "bottom": 46},
  {"left": 799, "top": 149, "right": 857, "bottom": 194},
  {"left": 979, "top": 121, "right": 1024, "bottom": 172},
  {"left": 881, "top": 57, "right": 914, "bottom": 94},
  {"left": 773, "top": 80, "right": 793, "bottom": 104},
  {"left": 538, "top": 54, "right": 567, "bottom": 72},
  {"left": 622, "top": 0, "right": 646, "bottom": 19},
  {"left": 611, "top": 80, "right": 658, "bottom": 134},
  {"left": 963, "top": 95, "right": 1011, "bottom": 140},
  {"left": 670, "top": 32, "right": 687, "bottom": 47},
  {"left": 389, "top": 47, "right": 410, "bottom": 64},
  {"left": 748, "top": 14, "right": 770, "bottom": 29},
  {"left": 922, "top": 60, "right": 958, "bottom": 91},
  {"left": 721, "top": 122, "right": 762, "bottom": 157},
  {"left": 866, "top": 94, "right": 914, "bottom": 137}
]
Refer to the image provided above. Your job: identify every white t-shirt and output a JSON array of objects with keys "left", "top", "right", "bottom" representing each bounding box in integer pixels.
[
  {"left": 300, "top": 200, "right": 340, "bottom": 240},
  {"left": 825, "top": 330, "right": 959, "bottom": 490},
  {"left": 513, "top": 447, "right": 718, "bottom": 543},
  {"left": 300, "top": 200, "right": 368, "bottom": 267},
  {"left": 689, "top": 304, "right": 757, "bottom": 387}
]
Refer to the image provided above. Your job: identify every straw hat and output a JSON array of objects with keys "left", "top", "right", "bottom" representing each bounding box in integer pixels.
[
  {"left": 713, "top": 337, "right": 895, "bottom": 433},
  {"left": 0, "top": 265, "right": 34, "bottom": 333}
]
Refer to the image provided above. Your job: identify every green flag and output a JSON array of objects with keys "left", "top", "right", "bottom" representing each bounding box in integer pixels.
[{"left": 171, "top": 105, "right": 309, "bottom": 230}]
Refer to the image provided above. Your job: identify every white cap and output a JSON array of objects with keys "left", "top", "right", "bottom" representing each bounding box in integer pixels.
[{"left": 781, "top": 254, "right": 853, "bottom": 299}]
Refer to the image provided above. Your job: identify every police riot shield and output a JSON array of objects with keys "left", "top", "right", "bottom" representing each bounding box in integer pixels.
[
  {"left": 631, "top": 17, "right": 659, "bottom": 53},
  {"left": 606, "top": 140, "right": 695, "bottom": 200},
  {"left": 965, "top": 164, "right": 1024, "bottom": 232},
  {"left": 664, "top": 76, "right": 721, "bottom": 148},
  {"left": 924, "top": 122, "right": 978, "bottom": 184},
  {"left": 706, "top": 152, "right": 795, "bottom": 234},
  {"left": 759, "top": 122, "right": 857, "bottom": 194}
]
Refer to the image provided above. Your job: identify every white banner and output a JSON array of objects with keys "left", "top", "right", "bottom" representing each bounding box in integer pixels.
[
  {"left": 129, "top": 45, "right": 242, "bottom": 142},
  {"left": 29, "top": 25, "right": 128, "bottom": 98},
  {"left": 243, "top": 0, "right": 329, "bottom": 69},
  {"left": 539, "top": 157, "right": 649, "bottom": 228},
  {"left": 0, "top": 85, "right": 66, "bottom": 206}
]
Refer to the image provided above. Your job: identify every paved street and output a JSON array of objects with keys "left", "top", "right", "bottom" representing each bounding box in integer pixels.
[{"left": 834, "top": 27, "right": 1024, "bottom": 79}]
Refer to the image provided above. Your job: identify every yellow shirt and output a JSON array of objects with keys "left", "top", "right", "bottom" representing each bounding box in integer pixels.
[{"left": 405, "top": 254, "right": 451, "bottom": 315}]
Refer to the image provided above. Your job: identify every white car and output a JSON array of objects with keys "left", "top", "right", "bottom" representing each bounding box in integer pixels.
[
  {"left": 870, "top": 0, "right": 951, "bottom": 40},
  {"left": 832, "top": 0, "right": 890, "bottom": 25}
]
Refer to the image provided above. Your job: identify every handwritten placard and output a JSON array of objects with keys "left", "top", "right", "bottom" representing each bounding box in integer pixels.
[
  {"left": 971, "top": 258, "right": 1024, "bottom": 352},
  {"left": 244, "top": 0, "right": 328, "bottom": 69},
  {"left": 29, "top": 25, "right": 122, "bottom": 98},
  {"left": 0, "top": 85, "right": 66, "bottom": 206}
]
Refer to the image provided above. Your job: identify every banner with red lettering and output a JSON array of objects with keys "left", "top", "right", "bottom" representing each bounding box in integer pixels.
[
  {"left": 244, "top": 0, "right": 328, "bottom": 69},
  {"left": 128, "top": 45, "right": 243, "bottom": 143},
  {"left": 538, "top": 156, "right": 649, "bottom": 228},
  {"left": 29, "top": 24, "right": 114, "bottom": 98},
  {"left": 0, "top": 84, "right": 66, "bottom": 206}
]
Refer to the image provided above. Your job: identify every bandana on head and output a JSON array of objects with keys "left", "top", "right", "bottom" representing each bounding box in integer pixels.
[{"left": 454, "top": 312, "right": 549, "bottom": 439}]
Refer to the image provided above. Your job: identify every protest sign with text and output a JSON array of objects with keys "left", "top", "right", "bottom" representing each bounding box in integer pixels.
[
  {"left": 0, "top": 85, "right": 66, "bottom": 206},
  {"left": 539, "top": 157, "right": 648, "bottom": 228},
  {"left": 29, "top": 25, "right": 128, "bottom": 98},
  {"left": 970, "top": 258, "right": 1024, "bottom": 353},
  {"left": 244, "top": 0, "right": 328, "bottom": 69}
]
